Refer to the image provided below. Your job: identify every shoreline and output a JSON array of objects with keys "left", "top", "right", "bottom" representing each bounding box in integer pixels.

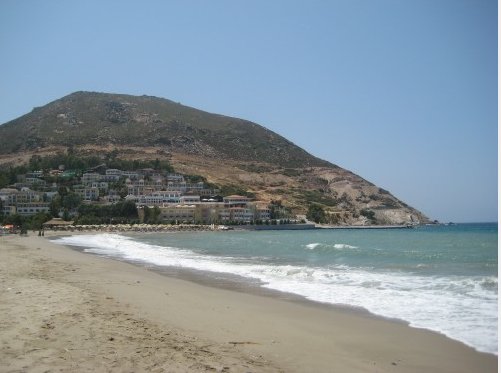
[
  {"left": 315, "top": 224, "right": 415, "bottom": 229},
  {"left": 63, "top": 239, "right": 384, "bottom": 321},
  {"left": 1, "top": 233, "right": 497, "bottom": 372},
  {"left": 32, "top": 222, "right": 421, "bottom": 235},
  {"left": 49, "top": 230, "right": 498, "bottom": 356}
]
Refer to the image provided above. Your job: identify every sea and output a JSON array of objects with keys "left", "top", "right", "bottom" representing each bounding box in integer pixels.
[{"left": 54, "top": 223, "right": 498, "bottom": 355}]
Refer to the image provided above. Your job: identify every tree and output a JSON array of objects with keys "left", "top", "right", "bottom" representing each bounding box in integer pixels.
[
  {"left": 0, "top": 171, "right": 10, "bottom": 188},
  {"left": 306, "top": 204, "right": 326, "bottom": 224},
  {"left": 50, "top": 195, "right": 61, "bottom": 218},
  {"left": 20, "top": 224, "right": 28, "bottom": 235},
  {"left": 2, "top": 213, "right": 24, "bottom": 227},
  {"left": 62, "top": 209, "right": 71, "bottom": 221},
  {"left": 28, "top": 155, "right": 43, "bottom": 171},
  {"left": 62, "top": 193, "right": 81, "bottom": 210},
  {"left": 151, "top": 206, "right": 161, "bottom": 224},
  {"left": 143, "top": 206, "right": 151, "bottom": 223},
  {"left": 143, "top": 205, "right": 161, "bottom": 224},
  {"left": 360, "top": 208, "right": 376, "bottom": 224},
  {"left": 29, "top": 212, "right": 52, "bottom": 230},
  {"left": 269, "top": 200, "right": 292, "bottom": 220},
  {"left": 111, "top": 179, "right": 128, "bottom": 198},
  {"left": 119, "top": 200, "right": 138, "bottom": 219},
  {"left": 58, "top": 186, "right": 69, "bottom": 198}
]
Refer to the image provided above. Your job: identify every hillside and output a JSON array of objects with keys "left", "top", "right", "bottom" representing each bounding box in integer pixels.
[
  {"left": 0, "top": 91, "right": 429, "bottom": 225},
  {"left": 0, "top": 92, "right": 329, "bottom": 168}
]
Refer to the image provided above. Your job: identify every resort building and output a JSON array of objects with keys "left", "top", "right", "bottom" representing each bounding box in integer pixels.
[
  {"left": 0, "top": 188, "right": 19, "bottom": 205},
  {"left": 122, "top": 171, "right": 139, "bottom": 180},
  {"left": 180, "top": 195, "right": 201, "bottom": 204},
  {"left": 16, "top": 202, "right": 50, "bottom": 216},
  {"left": 142, "top": 204, "right": 197, "bottom": 223},
  {"left": 0, "top": 187, "right": 50, "bottom": 217},
  {"left": 256, "top": 205, "right": 271, "bottom": 221},
  {"left": 219, "top": 207, "right": 255, "bottom": 223},
  {"left": 1, "top": 205, "right": 16, "bottom": 216},
  {"left": 137, "top": 194, "right": 270, "bottom": 225},
  {"left": 105, "top": 169, "right": 122, "bottom": 177},
  {"left": 135, "top": 191, "right": 182, "bottom": 206},
  {"left": 81, "top": 173, "right": 101, "bottom": 185},
  {"left": 74, "top": 186, "right": 100, "bottom": 201},
  {"left": 0, "top": 188, "right": 43, "bottom": 205},
  {"left": 102, "top": 194, "right": 122, "bottom": 204},
  {"left": 166, "top": 174, "right": 185, "bottom": 182},
  {"left": 91, "top": 181, "right": 109, "bottom": 192},
  {"left": 223, "top": 195, "right": 251, "bottom": 207}
]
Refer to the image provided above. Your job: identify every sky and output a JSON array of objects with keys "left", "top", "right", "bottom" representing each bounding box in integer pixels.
[{"left": 0, "top": 0, "right": 497, "bottom": 222}]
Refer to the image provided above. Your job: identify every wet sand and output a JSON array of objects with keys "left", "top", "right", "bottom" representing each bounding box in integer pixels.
[{"left": 0, "top": 233, "right": 497, "bottom": 372}]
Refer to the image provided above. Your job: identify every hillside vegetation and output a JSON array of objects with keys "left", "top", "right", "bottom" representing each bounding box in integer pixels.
[{"left": 0, "top": 92, "right": 327, "bottom": 168}]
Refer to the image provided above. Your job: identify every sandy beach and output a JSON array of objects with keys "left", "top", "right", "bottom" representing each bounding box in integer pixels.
[{"left": 0, "top": 233, "right": 497, "bottom": 372}]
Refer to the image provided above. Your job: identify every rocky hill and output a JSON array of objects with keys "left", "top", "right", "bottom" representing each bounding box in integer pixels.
[{"left": 0, "top": 91, "right": 429, "bottom": 225}]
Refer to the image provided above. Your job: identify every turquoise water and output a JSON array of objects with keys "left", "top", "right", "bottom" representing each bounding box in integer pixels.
[{"left": 56, "top": 223, "right": 498, "bottom": 354}]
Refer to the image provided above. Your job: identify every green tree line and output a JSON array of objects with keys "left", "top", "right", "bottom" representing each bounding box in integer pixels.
[{"left": 75, "top": 200, "right": 139, "bottom": 225}]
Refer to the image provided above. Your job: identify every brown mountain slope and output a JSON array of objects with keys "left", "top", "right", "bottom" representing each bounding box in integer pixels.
[{"left": 0, "top": 91, "right": 429, "bottom": 225}]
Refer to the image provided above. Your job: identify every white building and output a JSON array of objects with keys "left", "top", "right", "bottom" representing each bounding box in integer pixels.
[
  {"left": 1, "top": 205, "right": 16, "bottom": 216},
  {"left": 256, "top": 206, "right": 271, "bottom": 221},
  {"left": 219, "top": 207, "right": 255, "bottom": 223},
  {"left": 223, "top": 195, "right": 251, "bottom": 207},
  {"left": 16, "top": 202, "right": 50, "bottom": 216},
  {"left": 142, "top": 204, "right": 196, "bottom": 223},
  {"left": 91, "top": 181, "right": 109, "bottom": 192},
  {"left": 74, "top": 187, "right": 99, "bottom": 201},
  {"left": 122, "top": 171, "right": 139, "bottom": 180},
  {"left": 167, "top": 174, "right": 185, "bottom": 182},
  {"left": 105, "top": 169, "right": 122, "bottom": 176},
  {"left": 180, "top": 195, "right": 201, "bottom": 204},
  {"left": 136, "top": 191, "right": 182, "bottom": 206},
  {"left": 82, "top": 173, "right": 101, "bottom": 184}
]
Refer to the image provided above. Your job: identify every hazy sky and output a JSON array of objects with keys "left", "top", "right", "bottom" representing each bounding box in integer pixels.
[{"left": 0, "top": 0, "right": 497, "bottom": 222}]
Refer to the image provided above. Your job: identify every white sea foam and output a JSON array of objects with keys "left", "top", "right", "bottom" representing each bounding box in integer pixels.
[
  {"left": 332, "top": 243, "right": 358, "bottom": 249},
  {"left": 55, "top": 234, "right": 498, "bottom": 355},
  {"left": 305, "top": 242, "right": 358, "bottom": 250},
  {"left": 305, "top": 243, "right": 321, "bottom": 250}
]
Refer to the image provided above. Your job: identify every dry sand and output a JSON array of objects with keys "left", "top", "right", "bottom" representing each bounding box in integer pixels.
[{"left": 0, "top": 233, "right": 497, "bottom": 372}]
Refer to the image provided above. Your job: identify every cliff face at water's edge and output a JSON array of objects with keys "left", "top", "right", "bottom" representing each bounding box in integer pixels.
[{"left": 0, "top": 91, "right": 429, "bottom": 225}]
